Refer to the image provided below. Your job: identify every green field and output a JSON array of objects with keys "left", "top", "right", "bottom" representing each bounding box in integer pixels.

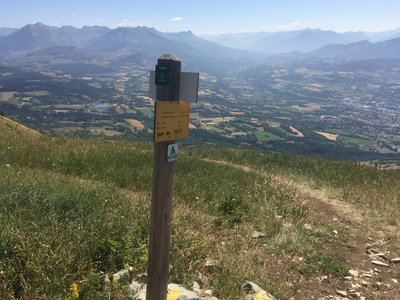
[
  {"left": 137, "top": 107, "right": 153, "bottom": 118},
  {"left": 255, "top": 129, "right": 282, "bottom": 142},
  {"left": 327, "top": 129, "right": 376, "bottom": 145}
]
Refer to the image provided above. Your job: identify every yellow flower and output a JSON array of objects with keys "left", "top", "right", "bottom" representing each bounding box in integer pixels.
[
  {"left": 113, "top": 276, "right": 119, "bottom": 286},
  {"left": 70, "top": 282, "right": 79, "bottom": 299}
]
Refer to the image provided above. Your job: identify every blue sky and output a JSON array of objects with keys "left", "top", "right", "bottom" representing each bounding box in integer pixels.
[{"left": 1, "top": 0, "right": 400, "bottom": 33}]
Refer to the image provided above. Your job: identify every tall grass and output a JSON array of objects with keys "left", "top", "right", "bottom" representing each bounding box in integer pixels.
[
  {"left": 189, "top": 147, "right": 400, "bottom": 226},
  {"left": 1, "top": 126, "right": 399, "bottom": 298},
  {"left": 0, "top": 167, "right": 149, "bottom": 299}
]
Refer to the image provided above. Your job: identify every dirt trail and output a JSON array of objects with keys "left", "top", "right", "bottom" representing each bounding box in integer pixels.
[{"left": 203, "top": 159, "right": 400, "bottom": 299}]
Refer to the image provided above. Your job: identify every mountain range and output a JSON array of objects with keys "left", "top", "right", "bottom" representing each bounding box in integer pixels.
[
  {"left": 1, "top": 23, "right": 400, "bottom": 67},
  {"left": 202, "top": 29, "right": 370, "bottom": 54}
]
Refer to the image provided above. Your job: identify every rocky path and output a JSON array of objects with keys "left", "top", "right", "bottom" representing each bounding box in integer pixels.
[{"left": 203, "top": 159, "right": 400, "bottom": 299}]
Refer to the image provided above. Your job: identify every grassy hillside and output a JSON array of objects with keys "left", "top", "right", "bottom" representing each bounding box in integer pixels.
[
  {"left": 1, "top": 116, "right": 399, "bottom": 299},
  {"left": 0, "top": 115, "right": 41, "bottom": 140}
]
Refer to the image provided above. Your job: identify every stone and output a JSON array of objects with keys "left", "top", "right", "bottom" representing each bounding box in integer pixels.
[
  {"left": 392, "top": 278, "right": 399, "bottom": 284},
  {"left": 349, "top": 269, "right": 359, "bottom": 277},
  {"left": 192, "top": 281, "right": 201, "bottom": 294},
  {"left": 112, "top": 269, "right": 131, "bottom": 284},
  {"left": 371, "top": 260, "right": 389, "bottom": 267},
  {"left": 132, "top": 283, "right": 202, "bottom": 300},
  {"left": 349, "top": 283, "right": 361, "bottom": 289},
  {"left": 376, "top": 253, "right": 388, "bottom": 259},
  {"left": 204, "top": 259, "right": 219, "bottom": 268},
  {"left": 303, "top": 224, "right": 312, "bottom": 230},
  {"left": 242, "top": 281, "right": 276, "bottom": 300},
  {"left": 133, "top": 286, "right": 147, "bottom": 300},
  {"left": 349, "top": 292, "right": 361, "bottom": 298},
  {"left": 362, "top": 272, "right": 373, "bottom": 278},
  {"left": 318, "top": 275, "right": 328, "bottom": 282},
  {"left": 344, "top": 276, "right": 353, "bottom": 281},
  {"left": 251, "top": 231, "right": 265, "bottom": 238},
  {"left": 168, "top": 283, "right": 201, "bottom": 300},
  {"left": 336, "top": 290, "right": 347, "bottom": 297},
  {"left": 391, "top": 257, "right": 400, "bottom": 264},
  {"left": 366, "top": 247, "right": 379, "bottom": 254},
  {"left": 129, "top": 281, "right": 142, "bottom": 293},
  {"left": 361, "top": 280, "right": 369, "bottom": 287},
  {"left": 195, "top": 270, "right": 208, "bottom": 284}
]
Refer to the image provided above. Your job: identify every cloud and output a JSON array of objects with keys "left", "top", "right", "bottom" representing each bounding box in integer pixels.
[
  {"left": 278, "top": 21, "right": 312, "bottom": 31},
  {"left": 119, "top": 19, "right": 138, "bottom": 27},
  {"left": 170, "top": 17, "right": 183, "bottom": 22},
  {"left": 118, "top": 19, "right": 150, "bottom": 28},
  {"left": 69, "top": 14, "right": 76, "bottom": 18},
  {"left": 96, "top": 17, "right": 103, "bottom": 23}
]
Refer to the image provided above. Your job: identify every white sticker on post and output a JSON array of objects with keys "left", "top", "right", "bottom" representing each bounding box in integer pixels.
[{"left": 167, "top": 143, "right": 179, "bottom": 162}]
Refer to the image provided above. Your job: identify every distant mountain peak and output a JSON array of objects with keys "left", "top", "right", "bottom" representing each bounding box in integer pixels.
[{"left": 29, "top": 22, "right": 51, "bottom": 28}]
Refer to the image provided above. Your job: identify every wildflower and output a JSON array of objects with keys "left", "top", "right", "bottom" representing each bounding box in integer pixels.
[
  {"left": 70, "top": 282, "right": 79, "bottom": 299},
  {"left": 113, "top": 276, "right": 118, "bottom": 286}
]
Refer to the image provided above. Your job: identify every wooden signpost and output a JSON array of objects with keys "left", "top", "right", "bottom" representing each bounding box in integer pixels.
[{"left": 146, "top": 55, "right": 198, "bottom": 300}]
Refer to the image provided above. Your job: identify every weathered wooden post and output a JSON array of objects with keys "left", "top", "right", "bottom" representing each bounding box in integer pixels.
[{"left": 146, "top": 54, "right": 181, "bottom": 300}]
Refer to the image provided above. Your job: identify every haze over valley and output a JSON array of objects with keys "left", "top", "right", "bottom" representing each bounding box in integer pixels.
[{"left": 1, "top": 22, "right": 399, "bottom": 162}]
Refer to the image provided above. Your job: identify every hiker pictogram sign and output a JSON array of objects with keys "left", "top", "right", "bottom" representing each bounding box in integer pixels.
[
  {"left": 167, "top": 143, "right": 178, "bottom": 162},
  {"left": 154, "top": 101, "right": 190, "bottom": 143}
]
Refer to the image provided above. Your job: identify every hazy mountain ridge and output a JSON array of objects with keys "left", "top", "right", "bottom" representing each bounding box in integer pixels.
[
  {"left": 0, "top": 27, "right": 17, "bottom": 37},
  {"left": 306, "top": 37, "right": 400, "bottom": 60},
  {"left": 2, "top": 23, "right": 400, "bottom": 65},
  {"left": 0, "top": 23, "right": 109, "bottom": 57},
  {"left": 0, "top": 23, "right": 262, "bottom": 74},
  {"left": 202, "top": 29, "right": 370, "bottom": 54}
]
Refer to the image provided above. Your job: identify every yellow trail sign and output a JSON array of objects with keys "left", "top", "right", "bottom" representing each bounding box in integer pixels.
[{"left": 154, "top": 101, "right": 190, "bottom": 143}]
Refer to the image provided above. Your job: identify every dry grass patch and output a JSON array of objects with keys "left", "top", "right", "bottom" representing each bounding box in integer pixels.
[
  {"left": 315, "top": 131, "right": 338, "bottom": 141},
  {"left": 125, "top": 118, "right": 145, "bottom": 130},
  {"left": 291, "top": 103, "right": 321, "bottom": 112},
  {"left": 22, "top": 90, "right": 51, "bottom": 96},
  {"left": 289, "top": 126, "right": 304, "bottom": 137},
  {"left": 89, "top": 127, "right": 121, "bottom": 137}
]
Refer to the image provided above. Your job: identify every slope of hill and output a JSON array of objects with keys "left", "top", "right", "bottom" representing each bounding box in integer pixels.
[
  {"left": 1, "top": 121, "right": 399, "bottom": 299},
  {"left": 366, "top": 27, "right": 400, "bottom": 42},
  {"left": 23, "top": 46, "right": 101, "bottom": 63},
  {"left": 0, "top": 115, "right": 41, "bottom": 140},
  {"left": 307, "top": 37, "right": 400, "bottom": 60},
  {"left": 0, "top": 27, "right": 17, "bottom": 37}
]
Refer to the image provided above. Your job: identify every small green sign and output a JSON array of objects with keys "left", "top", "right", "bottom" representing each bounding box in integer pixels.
[
  {"left": 155, "top": 65, "right": 170, "bottom": 85},
  {"left": 167, "top": 143, "right": 178, "bottom": 162}
]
